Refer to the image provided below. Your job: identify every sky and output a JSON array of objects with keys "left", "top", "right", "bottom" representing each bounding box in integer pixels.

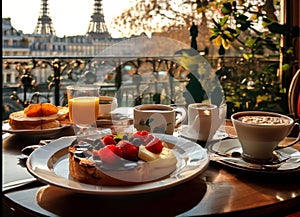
[{"left": 2, "top": 0, "right": 132, "bottom": 38}]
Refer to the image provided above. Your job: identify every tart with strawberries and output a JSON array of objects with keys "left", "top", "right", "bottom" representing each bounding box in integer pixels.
[{"left": 68, "top": 131, "right": 178, "bottom": 186}]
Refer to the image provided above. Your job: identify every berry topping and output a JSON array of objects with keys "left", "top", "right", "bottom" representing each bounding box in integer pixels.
[
  {"left": 133, "top": 130, "right": 149, "bottom": 138},
  {"left": 78, "top": 131, "right": 169, "bottom": 166},
  {"left": 145, "top": 137, "right": 163, "bottom": 154},
  {"left": 130, "top": 137, "right": 143, "bottom": 146},
  {"left": 98, "top": 145, "right": 123, "bottom": 165},
  {"left": 102, "top": 135, "right": 116, "bottom": 145},
  {"left": 117, "top": 140, "right": 139, "bottom": 161},
  {"left": 133, "top": 130, "right": 154, "bottom": 145},
  {"left": 143, "top": 134, "right": 154, "bottom": 145}
]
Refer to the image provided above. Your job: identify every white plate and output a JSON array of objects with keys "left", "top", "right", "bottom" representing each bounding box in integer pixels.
[
  {"left": 2, "top": 122, "right": 72, "bottom": 137},
  {"left": 26, "top": 134, "right": 209, "bottom": 195},
  {"left": 208, "top": 139, "right": 300, "bottom": 174},
  {"left": 180, "top": 125, "right": 229, "bottom": 142}
]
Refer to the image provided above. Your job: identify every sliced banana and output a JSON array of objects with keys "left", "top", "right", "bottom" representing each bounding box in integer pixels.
[{"left": 138, "top": 145, "right": 160, "bottom": 161}]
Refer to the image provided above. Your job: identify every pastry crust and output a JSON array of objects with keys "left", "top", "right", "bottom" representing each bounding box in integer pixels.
[{"left": 8, "top": 106, "right": 68, "bottom": 130}]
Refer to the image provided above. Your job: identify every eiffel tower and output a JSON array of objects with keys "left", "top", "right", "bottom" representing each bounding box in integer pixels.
[
  {"left": 87, "top": 0, "right": 111, "bottom": 39},
  {"left": 33, "top": 0, "right": 56, "bottom": 35}
]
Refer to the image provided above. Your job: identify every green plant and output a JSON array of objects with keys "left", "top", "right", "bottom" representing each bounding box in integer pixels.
[{"left": 208, "top": 0, "right": 299, "bottom": 115}]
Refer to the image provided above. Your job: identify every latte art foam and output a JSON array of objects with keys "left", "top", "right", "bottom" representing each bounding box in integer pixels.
[{"left": 238, "top": 116, "right": 290, "bottom": 125}]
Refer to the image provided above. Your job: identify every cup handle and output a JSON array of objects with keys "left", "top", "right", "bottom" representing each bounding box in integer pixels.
[
  {"left": 173, "top": 106, "right": 187, "bottom": 128},
  {"left": 275, "top": 122, "right": 300, "bottom": 150}
]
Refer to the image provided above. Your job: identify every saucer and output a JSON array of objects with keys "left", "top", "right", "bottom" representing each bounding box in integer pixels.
[
  {"left": 180, "top": 125, "right": 229, "bottom": 142},
  {"left": 208, "top": 139, "right": 300, "bottom": 174}
]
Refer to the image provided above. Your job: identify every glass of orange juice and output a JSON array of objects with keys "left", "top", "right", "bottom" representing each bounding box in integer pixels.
[{"left": 66, "top": 85, "right": 99, "bottom": 136}]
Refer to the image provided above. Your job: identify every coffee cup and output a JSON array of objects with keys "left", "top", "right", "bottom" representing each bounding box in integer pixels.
[
  {"left": 98, "top": 96, "right": 118, "bottom": 118},
  {"left": 231, "top": 111, "right": 300, "bottom": 163},
  {"left": 187, "top": 103, "right": 227, "bottom": 141},
  {"left": 133, "top": 104, "right": 187, "bottom": 135}
]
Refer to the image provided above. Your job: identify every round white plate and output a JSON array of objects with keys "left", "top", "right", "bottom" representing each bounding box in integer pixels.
[
  {"left": 2, "top": 122, "right": 72, "bottom": 137},
  {"left": 208, "top": 139, "right": 300, "bottom": 174},
  {"left": 180, "top": 125, "right": 229, "bottom": 142},
  {"left": 26, "top": 134, "right": 209, "bottom": 195}
]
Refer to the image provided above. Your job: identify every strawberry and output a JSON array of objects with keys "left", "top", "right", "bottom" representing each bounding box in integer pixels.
[
  {"left": 143, "top": 134, "right": 154, "bottom": 145},
  {"left": 133, "top": 131, "right": 154, "bottom": 145},
  {"left": 133, "top": 130, "right": 149, "bottom": 138},
  {"left": 102, "top": 135, "right": 116, "bottom": 145},
  {"left": 145, "top": 137, "right": 163, "bottom": 154},
  {"left": 98, "top": 145, "right": 123, "bottom": 165},
  {"left": 117, "top": 140, "right": 139, "bottom": 161}
]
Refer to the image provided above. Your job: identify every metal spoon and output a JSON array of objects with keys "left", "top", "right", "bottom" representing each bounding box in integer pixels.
[
  {"left": 210, "top": 151, "right": 293, "bottom": 170},
  {"left": 211, "top": 151, "right": 242, "bottom": 158}
]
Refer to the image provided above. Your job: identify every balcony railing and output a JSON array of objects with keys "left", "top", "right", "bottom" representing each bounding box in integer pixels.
[{"left": 2, "top": 55, "right": 283, "bottom": 120}]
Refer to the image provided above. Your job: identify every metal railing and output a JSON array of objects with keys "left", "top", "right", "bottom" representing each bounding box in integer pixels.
[
  {"left": 2, "top": 55, "right": 190, "bottom": 118},
  {"left": 2, "top": 55, "right": 282, "bottom": 120}
]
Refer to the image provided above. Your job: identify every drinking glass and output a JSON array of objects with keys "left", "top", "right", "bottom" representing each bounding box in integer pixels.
[{"left": 66, "top": 85, "right": 99, "bottom": 136}]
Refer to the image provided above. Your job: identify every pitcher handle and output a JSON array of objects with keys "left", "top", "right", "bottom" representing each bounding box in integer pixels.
[
  {"left": 275, "top": 122, "right": 300, "bottom": 150},
  {"left": 171, "top": 105, "right": 187, "bottom": 128}
]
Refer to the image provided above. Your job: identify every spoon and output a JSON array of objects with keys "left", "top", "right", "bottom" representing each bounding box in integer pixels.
[
  {"left": 212, "top": 151, "right": 242, "bottom": 158},
  {"left": 210, "top": 150, "right": 293, "bottom": 170}
]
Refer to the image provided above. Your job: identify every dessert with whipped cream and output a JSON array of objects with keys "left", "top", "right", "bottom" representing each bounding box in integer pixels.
[{"left": 68, "top": 131, "right": 177, "bottom": 186}]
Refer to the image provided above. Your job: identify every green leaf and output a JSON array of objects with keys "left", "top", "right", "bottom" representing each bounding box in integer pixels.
[
  {"left": 221, "top": 2, "right": 232, "bottom": 15},
  {"left": 145, "top": 118, "right": 154, "bottom": 127},
  {"left": 237, "top": 14, "right": 248, "bottom": 21},
  {"left": 209, "top": 34, "right": 219, "bottom": 41},
  {"left": 244, "top": 37, "right": 258, "bottom": 48},
  {"left": 282, "top": 64, "right": 290, "bottom": 71},
  {"left": 220, "top": 16, "right": 229, "bottom": 26},
  {"left": 286, "top": 48, "right": 293, "bottom": 54},
  {"left": 238, "top": 20, "right": 251, "bottom": 31},
  {"left": 267, "top": 22, "right": 289, "bottom": 35},
  {"left": 242, "top": 53, "right": 253, "bottom": 60}
]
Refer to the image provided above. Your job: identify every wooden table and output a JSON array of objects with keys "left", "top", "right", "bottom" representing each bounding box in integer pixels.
[{"left": 2, "top": 121, "right": 300, "bottom": 217}]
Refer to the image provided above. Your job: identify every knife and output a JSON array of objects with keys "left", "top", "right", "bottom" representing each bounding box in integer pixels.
[{"left": 2, "top": 178, "right": 44, "bottom": 194}]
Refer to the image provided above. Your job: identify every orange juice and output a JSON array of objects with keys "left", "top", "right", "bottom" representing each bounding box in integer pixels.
[{"left": 68, "top": 97, "right": 99, "bottom": 125}]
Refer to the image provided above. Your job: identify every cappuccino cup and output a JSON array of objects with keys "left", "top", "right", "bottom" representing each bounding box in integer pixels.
[
  {"left": 133, "top": 104, "right": 186, "bottom": 135},
  {"left": 187, "top": 103, "right": 226, "bottom": 141},
  {"left": 231, "top": 111, "right": 300, "bottom": 163}
]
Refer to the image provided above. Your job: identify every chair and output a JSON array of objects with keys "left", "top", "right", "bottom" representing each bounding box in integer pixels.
[{"left": 288, "top": 69, "right": 300, "bottom": 119}]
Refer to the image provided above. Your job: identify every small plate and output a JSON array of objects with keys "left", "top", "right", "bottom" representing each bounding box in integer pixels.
[
  {"left": 180, "top": 125, "right": 229, "bottom": 142},
  {"left": 2, "top": 122, "right": 72, "bottom": 138},
  {"left": 26, "top": 134, "right": 209, "bottom": 195},
  {"left": 208, "top": 139, "right": 300, "bottom": 174}
]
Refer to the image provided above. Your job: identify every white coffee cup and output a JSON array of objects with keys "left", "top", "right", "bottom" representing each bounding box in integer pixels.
[
  {"left": 98, "top": 96, "right": 118, "bottom": 118},
  {"left": 133, "top": 104, "right": 186, "bottom": 135},
  {"left": 231, "top": 111, "right": 300, "bottom": 163},
  {"left": 187, "top": 103, "right": 227, "bottom": 141}
]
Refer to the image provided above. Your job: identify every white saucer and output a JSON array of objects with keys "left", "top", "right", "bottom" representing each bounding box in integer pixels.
[
  {"left": 180, "top": 125, "right": 229, "bottom": 142},
  {"left": 208, "top": 139, "right": 300, "bottom": 174}
]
